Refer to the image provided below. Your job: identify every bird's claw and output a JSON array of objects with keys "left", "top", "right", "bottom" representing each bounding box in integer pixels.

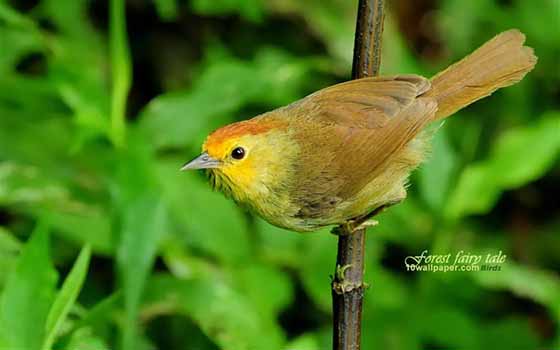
[
  {"left": 354, "top": 218, "right": 379, "bottom": 230},
  {"left": 330, "top": 218, "right": 379, "bottom": 236}
]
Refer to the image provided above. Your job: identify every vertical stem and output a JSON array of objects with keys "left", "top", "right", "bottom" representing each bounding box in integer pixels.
[
  {"left": 332, "top": 1, "right": 385, "bottom": 350},
  {"left": 109, "top": 0, "right": 132, "bottom": 148},
  {"left": 332, "top": 230, "right": 366, "bottom": 350},
  {"left": 351, "top": 0, "right": 385, "bottom": 79}
]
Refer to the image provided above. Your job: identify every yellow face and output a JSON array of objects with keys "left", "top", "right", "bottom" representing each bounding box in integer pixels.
[
  {"left": 203, "top": 133, "right": 261, "bottom": 202},
  {"left": 181, "top": 119, "right": 299, "bottom": 222}
]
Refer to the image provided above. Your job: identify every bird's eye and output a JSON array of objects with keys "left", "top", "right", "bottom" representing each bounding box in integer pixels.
[{"left": 231, "top": 147, "right": 245, "bottom": 160}]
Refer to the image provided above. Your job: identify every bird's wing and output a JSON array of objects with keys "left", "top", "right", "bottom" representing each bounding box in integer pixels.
[
  {"left": 294, "top": 74, "right": 432, "bottom": 129},
  {"left": 285, "top": 75, "right": 437, "bottom": 217}
]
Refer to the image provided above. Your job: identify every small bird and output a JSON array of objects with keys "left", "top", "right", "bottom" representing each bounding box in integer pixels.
[{"left": 182, "top": 29, "right": 536, "bottom": 233}]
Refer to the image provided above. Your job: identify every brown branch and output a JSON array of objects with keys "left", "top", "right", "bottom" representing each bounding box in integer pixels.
[
  {"left": 352, "top": 0, "right": 385, "bottom": 79},
  {"left": 332, "top": 1, "right": 385, "bottom": 350}
]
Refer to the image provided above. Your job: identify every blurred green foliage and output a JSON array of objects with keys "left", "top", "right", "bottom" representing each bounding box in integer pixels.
[{"left": 0, "top": 0, "right": 559, "bottom": 349}]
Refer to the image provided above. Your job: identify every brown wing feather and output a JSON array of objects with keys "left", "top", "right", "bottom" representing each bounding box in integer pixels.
[
  {"left": 283, "top": 75, "right": 437, "bottom": 218},
  {"left": 295, "top": 74, "right": 431, "bottom": 128},
  {"left": 333, "top": 97, "right": 437, "bottom": 197}
]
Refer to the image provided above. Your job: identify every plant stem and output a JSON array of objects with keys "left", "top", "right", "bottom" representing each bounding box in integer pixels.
[
  {"left": 332, "top": 1, "right": 385, "bottom": 350},
  {"left": 109, "top": 0, "right": 131, "bottom": 148},
  {"left": 351, "top": 0, "right": 385, "bottom": 78}
]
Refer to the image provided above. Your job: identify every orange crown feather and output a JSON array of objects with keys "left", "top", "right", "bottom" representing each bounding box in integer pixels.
[{"left": 203, "top": 119, "right": 284, "bottom": 157}]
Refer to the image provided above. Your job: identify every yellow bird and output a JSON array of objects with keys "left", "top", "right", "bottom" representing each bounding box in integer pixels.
[{"left": 182, "top": 30, "right": 536, "bottom": 233}]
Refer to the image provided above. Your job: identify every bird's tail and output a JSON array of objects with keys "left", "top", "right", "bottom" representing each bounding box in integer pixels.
[{"left": 425, "top": 29, "right": 537, "bottom": 121}]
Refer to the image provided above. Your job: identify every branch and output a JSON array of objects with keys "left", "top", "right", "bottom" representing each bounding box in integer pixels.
[
  {"left": 332, "top": 1, "right": 385, "bottom": 350},
  {"left": 352, "top": 0, "right": 385, "bottom": 79}
]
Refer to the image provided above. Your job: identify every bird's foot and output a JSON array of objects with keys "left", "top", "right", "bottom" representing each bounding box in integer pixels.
[
  {"left": 330, "top": 222, "right": 352, "bottom": 236},
  {"left": 331, "top": 218, "right": 379, "bottom": 236},
  {"left": 330, "top": 194, "right": 405, "bottom": 236},
  {"left": 354, "top": 218, "right": 379, "bottom": 231}
]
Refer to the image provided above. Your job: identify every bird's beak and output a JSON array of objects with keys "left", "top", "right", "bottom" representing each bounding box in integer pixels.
[{"left": 180, "top": 152, "right": 221, "bottom": 171}]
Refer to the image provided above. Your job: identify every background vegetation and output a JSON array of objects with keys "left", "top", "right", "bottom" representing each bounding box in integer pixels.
[{"left": 0, "top": 0, "right": 559, "bottom": 349}]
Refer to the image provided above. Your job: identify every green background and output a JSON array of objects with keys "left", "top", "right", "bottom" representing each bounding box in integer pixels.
[{"left": 0, "top": 0, "right": 559, "bottom": 349}]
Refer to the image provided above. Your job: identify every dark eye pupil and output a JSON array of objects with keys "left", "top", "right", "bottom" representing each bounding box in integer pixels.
[{"left": 231, "top": 147, "right": 245, "bottom": 160}]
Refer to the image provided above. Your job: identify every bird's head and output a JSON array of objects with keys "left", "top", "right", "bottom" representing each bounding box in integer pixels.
[{"left": 181, "top": 119, "right": 295, "bottom": 203}]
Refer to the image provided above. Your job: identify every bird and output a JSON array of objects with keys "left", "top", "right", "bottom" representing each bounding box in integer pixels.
[{"left": 181, "top": 29, "right": 537, "bottom": 233}]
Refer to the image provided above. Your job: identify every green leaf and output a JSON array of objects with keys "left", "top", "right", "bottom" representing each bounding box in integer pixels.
[
  {"left": 139, "top": 47, "right": 313, "bottom": 150},
  {"left": 0, "top": 227, "right": 20, "bottom": 290},
  {"left": 0, "top": 2, "right": 37, "bottom": 29},
  {"left": 117, "top": 195, "right": 168, "bottom": 350},
  {"left": 438, "top": 0, "right": 560, "bottom": 77},
  {"left": 144, "top": 274, "right": 285, "bottom": 350},
  {"left": 369, "top": 197, "right": 433, "bottom": 247},
  {"left": 44, "top": 0, "right": 109, "bottom": 145},
  {"left": 0, "top": 226, "right": 21, "bottom": 254},
  {"left": 139, "top": 58, "right": 265, "bottom": 149},
  {"left": 445, "top": 163, "right": 501, "bottom": 218},
  {"left": 268, "top": 0, "right": 355, "bottom": 66},
  {"left": 284, "top": 333, "right": 320, "bottom": 350},
  {"left": 75, "top": 291, "right": 122, "bottom": 332},
  {"left": 161, "top": 239, "right": 217, "bottom": 280},
  {"left": 267, "top": 1, "right": 420, "bottom": 75},
  {"left": 72, "top": 292, "right": 123, "bottom": 348},
  {"left": 474, "top": 262, "right": 560, "bottom": 314},
  {"left": 256, "top": 218, "right": 306, "bottom": 268},
  {"left": 153, "top": 0, "right": 178, "bottom": 21},
  {"left": 156, "top": 159, "right": 251, "bottom": 265},
  {"left": 298, "top": 231, "right": 337, "bottom": 312},
  {"left": 40, "top": 0, "right": 98, "bottom": 37},
  {"left": 191, "top": 0, "right": 264, "bottom": 22},
  {"left": 251, "top": 48, "right": 317, "bottom": 106},
  {"left": 437, "top": 0, "right": 503, "bottom": 55},
  {"left": 0, "top": 109, "right": 72, "bottom": 168},
  {"left": 0, "top": 162, "right": 70, "bottom": 207},
  {"left": 40, "top": 208, "right": 114, "bottom": 255},
  {"left": 361, "top": 307, "right": 422, "bottom": 350},
  {"left": 487, "top": 114, "right": 560, "bottom": 188},
  {"left": 479, "top": 318, "right": 539, "bottom": 350},
  {"left": 0, "top": 222, "right": 58, "bottom": 350},
  {"left": 0, "top": 162, "right": 113, "bottom": 255},
  {"left": 0, "top": 25, "right": 43, "bottom": 74},
  {"left": 417, "top": 127, "right": 458, "bottom": 212},
  {"left": 417, "top": 306, "right": 480, "bottom": 349},
  {"left": 365, "top": 266, "right": 409, "bottom": 310},
  {"left": 447, "top": 113, "right": 560, "bottom": 218},
  {"left": 63, "top": 327, "right": 110, "bottom": 350},
  {"left": 233, "top": 264, "right": 293, "bottom": 317},
  {"left": 43, "top": 244, "right": 91, "bottom": 350}
]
